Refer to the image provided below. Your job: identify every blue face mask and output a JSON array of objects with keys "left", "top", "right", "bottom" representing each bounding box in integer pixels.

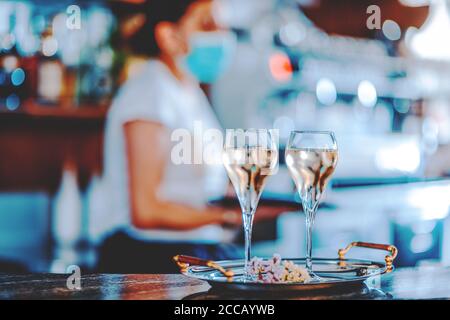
[{"left": 182, "top": 31, "right": 236, "bottom": 84}]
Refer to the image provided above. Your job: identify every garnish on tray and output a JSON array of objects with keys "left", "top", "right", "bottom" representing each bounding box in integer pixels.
[{"left": 248, "top": 254, "right": 311, "bottom": 283}]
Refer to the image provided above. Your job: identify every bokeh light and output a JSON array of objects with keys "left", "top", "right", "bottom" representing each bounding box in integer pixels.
[
  {"left": 6, "top": 94, "right": 20, "bottom": 111},
  {"left": 11, "top": 68, "right": 26, "bottom": 86},
  {"left": 42, "top": 37, "right": 58, "bottom": 57},
  {"left": 316, "top": 78, "right": 337, "bottom": 106},
  {"left": 357, "top": 80, "right": 377, "bottom": 108},
  {"left": 375, "top": 141, "right": 421, "bottom": 173},
  {"left": 269, "top": 52, "right": 293, "bottom": 82},
  {"left": 279, "top": 22, "right": 305, "bottom": 47},
  {"left": 3, "top": 56, "right": 18, "bottom": 72},
  {"left": 382, "top": 20, "right": 402, "bottom": 41}
]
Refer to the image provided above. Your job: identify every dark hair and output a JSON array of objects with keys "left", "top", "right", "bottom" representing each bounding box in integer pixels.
[{"left": 129, "top": 0, "right": 200, "bottom": 57}]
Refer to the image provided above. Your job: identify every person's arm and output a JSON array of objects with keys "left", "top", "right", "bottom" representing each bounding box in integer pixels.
[{"left": 124, "top": 120, "right": 240, "bottom": 230}]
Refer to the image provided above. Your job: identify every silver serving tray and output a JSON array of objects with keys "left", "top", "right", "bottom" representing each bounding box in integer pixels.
[
  {"left": 182, "top": 258, "right": 388, "bottom": 291},
  {"left": 177, "top": 242, "right": 398, "bottom": 292}
]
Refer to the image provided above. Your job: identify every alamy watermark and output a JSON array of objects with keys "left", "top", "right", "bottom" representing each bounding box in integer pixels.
[
  {"left": 366, "top": 5, "right": 382, "bottom": 30},
  {"left": 170, "top": 123, "right": 279, "bottom": 175},
  {"left": 66, "top": 5, "right": 81, "bottom": 30},
  {"left": 66, "top": 265, "right": 81, "bottom": 290}
]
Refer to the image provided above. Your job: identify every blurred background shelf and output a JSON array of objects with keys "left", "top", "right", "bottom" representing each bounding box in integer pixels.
[
  {"left": 0, "top": 100, "right": 108, "bottom": 122},
  {"left": 0, "top": 100, "right": 105, "bottom": 194}
]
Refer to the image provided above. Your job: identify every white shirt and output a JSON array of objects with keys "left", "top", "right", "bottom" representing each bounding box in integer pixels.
[{"left": 102, "top": 60, "right": 229, "bottom": 243}]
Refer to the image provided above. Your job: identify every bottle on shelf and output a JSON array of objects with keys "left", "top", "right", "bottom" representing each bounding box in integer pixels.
[{"left": 36, "top": 27, "right": 66, "bottom": 105}]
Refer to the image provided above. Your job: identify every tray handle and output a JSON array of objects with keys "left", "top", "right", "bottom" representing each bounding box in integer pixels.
[
  {"left": 173, "top": 255, "right": 234, "bottom": 278},
  {"left": 338, "top": 241, "right": 398, "bottom": 271}
]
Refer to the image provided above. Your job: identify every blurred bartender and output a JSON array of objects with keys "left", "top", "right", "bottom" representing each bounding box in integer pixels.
[{"left": 99, "top": 0, "right": 243, "bottom": 273}]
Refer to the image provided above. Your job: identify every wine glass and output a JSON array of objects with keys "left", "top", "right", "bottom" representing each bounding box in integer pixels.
[
  {"left": 285, "top": 131, "right": 338, "bottom": 280},
  {"left": 223, "top": 129, "right": 278, "bottom": 279}
]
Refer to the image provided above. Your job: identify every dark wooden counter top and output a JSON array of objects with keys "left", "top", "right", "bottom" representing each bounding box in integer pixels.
[{"left": 1, "top": 266, "right": 449, "bottom": 300}]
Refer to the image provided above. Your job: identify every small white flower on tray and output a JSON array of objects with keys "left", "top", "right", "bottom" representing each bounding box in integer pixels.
[{"left": 248, "top": 254, "right": 311, "bottom": 283}]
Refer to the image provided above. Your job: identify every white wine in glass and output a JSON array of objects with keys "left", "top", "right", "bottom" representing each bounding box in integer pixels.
[
  {"left": 223, "top": 129, "right": 278, "bottom": 279},
  {"left": 285, "top": 131, "right": 338, "bottom": 280}
]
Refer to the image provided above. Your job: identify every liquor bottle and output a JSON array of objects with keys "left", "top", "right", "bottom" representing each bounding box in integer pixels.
[
  {"left": 36, "top": 27, "right": 65, "bottom": 105},
  {"left": 50, "top": 161, "right": 82, "bottom": 273}
]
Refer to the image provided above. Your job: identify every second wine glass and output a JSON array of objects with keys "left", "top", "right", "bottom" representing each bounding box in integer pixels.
[
  {"left": 285, "top": 130, "right": 338, "bottom": 281},
  {"left": 223, "top": 129, "right": 278, "bottom": 280}
]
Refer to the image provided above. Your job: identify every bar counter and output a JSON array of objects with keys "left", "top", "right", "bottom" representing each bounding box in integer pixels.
[{"left": 1, "top": 265, "right": 449, "bottom": 299}]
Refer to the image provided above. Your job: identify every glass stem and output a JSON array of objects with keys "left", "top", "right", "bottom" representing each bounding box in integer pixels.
[
  {"left": 242, "top": 211, "right": 254, "bottom": 278},
  {"left": 305, "top": 207, "right": 316, "bottom": 273}
]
